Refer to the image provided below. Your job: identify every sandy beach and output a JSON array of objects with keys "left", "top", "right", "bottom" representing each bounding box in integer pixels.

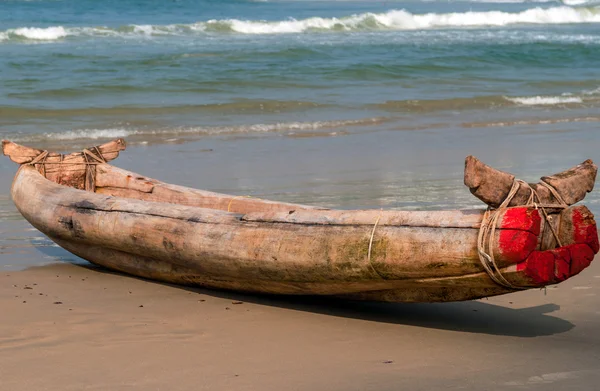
[
  {"left": 1, "top": 130, "right": 600, "bottom": 390},
  {"left": 1, "top": 254, "right": 600, "bottom": 390},
  {"left": 2, "top": 0, "right": 600, "bottom": 387}
]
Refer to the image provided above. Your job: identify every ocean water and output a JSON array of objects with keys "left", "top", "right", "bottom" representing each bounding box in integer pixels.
[
  {"left": 1, "top": 0, "right": 599, "bottom": 268},
  {"left": 1, "top": 0, "right": 600, "bottom": 145}
]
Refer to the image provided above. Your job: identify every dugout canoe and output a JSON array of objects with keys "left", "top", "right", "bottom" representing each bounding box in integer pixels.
[{"left": 2, "top": 139, "right": 599, "bottom": 302}]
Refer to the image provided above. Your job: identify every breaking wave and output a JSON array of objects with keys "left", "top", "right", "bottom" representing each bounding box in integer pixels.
[
  {"left": 9, "top": 118, "right": 387, "bottom": 143},
  {"left": 1, "top": 6, "right": 599, "bottom": 42},
  {"left": 375, "top": 88, "right": 598, "bottom": 112},
  {"left": 203, "top": 7, "right": 600, "bottom": 33},
  {"left": 561, "top": 0, "right": 600, "bottom": 5},
  {"left": 9, "top": 26, "right": 68, "bottom": 40},
  {"left": 504, "top": 96, "right": 584, "bottom": 105},
  {"left": 462, "top": 115, "right": 600, "bottom": 128}
]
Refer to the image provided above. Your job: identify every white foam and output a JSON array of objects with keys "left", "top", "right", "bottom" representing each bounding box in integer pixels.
[
  {"left": 379, "top": 7, "right": 600, "bottom": 29},
  {"left": 472, "top": 0, "right": 555, "bottom": 2},
  {"left": 207, "top": 7, "right": 600, "bottom": 34},
  {"left": 12, "top": 26, "right": 68, "bottom": 40},
  {"left": 2, "top": 6, "right": 600, "bottom": 42},
  {"left": 132, "top": 25, "right": 156, "bottom": 35},
  {"left": 583, "top": 86, "right": 600, "bottom": 95},
  {"left": 131, "top": 24, "right": 180, "bottom": 36},
  {"left": 46, "top": 128, "right": 137, "bottom": 140},
  {"left": 26, "top": 118, "right": 381, "bottom": 142},
  {"left": 505, "top": 96, "right": 584, "bottom": 105},
  {"left": 562, "top": 0, "right": 600, "bottom": 5}
]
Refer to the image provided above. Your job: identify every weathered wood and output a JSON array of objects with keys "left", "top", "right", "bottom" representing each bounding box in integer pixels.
[
  {"left": 94, "top": 165, "right": 325, "bottom": 214},
  {"left": 3, "top": 140, "right": 598, "bottom": 302},
  {"left": 46, "top": 236, "right": 578, "bottom": 302},
  {"left": 92, "top": 165, "right": 535, "bottom": 231},
  {"left": 1, "top": 140, "right": 44, "bottom": 164},
  {"left": 2, "top": 139, "right": 126, "bottom": 190},
  {"left": 2, "top": 139, "right": 126, "bottom": 165},
  {"left": 9, "top": 165, "right": 597, "bottom": 301},
  {"left": 464, "top": 155, "right": 597, "bottom": 208},
  {"left": 48, "top": 236, "right": 511, "bottom": 301}
]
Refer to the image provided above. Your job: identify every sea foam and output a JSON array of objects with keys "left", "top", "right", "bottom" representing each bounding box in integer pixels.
[
  {"left": 12, "top": 26, "right": 68, "bottom": 40},
  {"left": 505, "top": 96, "right": 584, "bottom": 105},
  {"left": 47, "top": 128, "right": 137, "bottom": 140},
  {"left": 561, "top": 0, "right": 600, "bottom": 5},
  {"left": 204, "top": 7, "right": 600, "bottom": 33},
  {"left": 19, "top": 118, "right": 383, "bottom": 142},
  {"left": 2, "top": 6, "right": 600, "bottom": 42}
]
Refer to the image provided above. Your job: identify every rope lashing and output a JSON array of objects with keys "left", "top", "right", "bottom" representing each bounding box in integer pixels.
[
  {"left": 227, "top": 195, "right": 254, "bottom": 212},
  {"left": 27, "top": 150, "right": 49, "bottom": 166},
  {"left": 83, "top": 147, "right": 107, "bottom": 164},
  {"left": 477, "top": 178, "right": 568, "bottom": 290},
  {"left": 367, "top": 211, "right": 385, "bottom": 279},
  {"left": 26, "top": 148, "right": 108, "bottom": 166},
  {"left": 26, "top": 148, "right": 109, "bottom": 191}
]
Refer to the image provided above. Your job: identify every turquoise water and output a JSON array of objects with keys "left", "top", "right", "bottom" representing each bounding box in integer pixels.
[{"left": 1, "top": 0, "right": 600, "bottom": 145}]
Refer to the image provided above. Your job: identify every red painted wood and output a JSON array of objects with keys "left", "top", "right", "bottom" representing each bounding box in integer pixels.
[
  {"left": 497, "top": 229, "right": 538, "bottom": 264},
  {"left": 567, "top": 243, "right": 595, "bottom": 276},
  {"left": 571, "top": 207, "right": 599, "bottom": 253},
  {"left": 551, "top": 247, "right": 572, "bottom": 282},
  {"left": 516, "top": 250, "right": 555, "bottom": 285},
  {"left": 499, "top": 207, "right": 541, "bottom": 235}
]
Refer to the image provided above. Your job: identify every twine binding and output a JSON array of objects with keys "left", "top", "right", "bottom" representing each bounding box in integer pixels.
[
  {"left": 477, "top": 178, "right": 568, "bottom": 290},
  {"left": 366, "top": 211, "right": 385, "bottom": 279},
  {"left": 27, "top": 148, "right": 107, "bottom": 192}
]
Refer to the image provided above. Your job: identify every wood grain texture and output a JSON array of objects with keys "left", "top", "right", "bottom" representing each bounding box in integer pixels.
[
  {"left": 2, "top": 139, "right": 126, "bottom": 190},
  {"left": 464, "top": 155, "right": 597, "bottom": 208},
  {"left": 9, "top": 164, "right": 597, "bottom": 301},
  {"left": 3, "top": 140, "right": 598, "bottom": 302}
]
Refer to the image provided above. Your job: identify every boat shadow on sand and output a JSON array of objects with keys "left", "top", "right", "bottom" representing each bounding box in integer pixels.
[{"left": 33, "top": 244, "right": 573, "bottom": 339}]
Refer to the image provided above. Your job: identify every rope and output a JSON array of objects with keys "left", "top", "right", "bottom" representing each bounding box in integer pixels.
[
  {"left": 27, "top": 161, "right": 104, "bottom": 165},
  {"left": 84, "top": 147, "right": 107, "bottom": 164},
  {"left": 26, "top": 148, "right": 110, "bottom": 166},
  {"left": 539, "top": 180, "right": 568, "bottom": 207},
  {"left": 477, "top": 178, "right": 568, "bottom": 290},
  {"left": 367, "top": 211, "right": 385, "bottom": 279},
  {"left": 26, "top": 149, "right": 109, "bottom": 191},
  {"left": 227, "top": 195, "right": 253, "bottom": 212},
  {"left": 28, "top": 151, "right": 49, "bottom": 165}
]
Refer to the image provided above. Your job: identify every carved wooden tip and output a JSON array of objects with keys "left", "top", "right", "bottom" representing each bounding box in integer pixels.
[
  {"left": 541, "top": 159, "right": 597, "bottom": 196},
  {"left": 2, "top": 138, "right": 127, "bottom": 165},
  {"left": 464, "top": 156, "right": 597, "bottom": 208},
  {"left": 464, "top": 155, "right": 515, "bottom": 190},
  {"left": 2, "top": 140, "right": 12, "bottom": 155},
  {"left": 111, "top": 138, "right": 127, "bottom": 150},
  {"left": 2, "top": 140, "right": 44, "bottom": 164}
]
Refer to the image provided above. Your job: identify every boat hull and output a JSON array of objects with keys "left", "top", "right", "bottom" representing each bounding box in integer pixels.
[{"left": 11, "top": 165, "right": 598, "bottom": 302}]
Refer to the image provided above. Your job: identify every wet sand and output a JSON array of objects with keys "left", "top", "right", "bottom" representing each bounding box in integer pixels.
[{"left": 2, "top": 260, "right": 600, "bottom": 391}]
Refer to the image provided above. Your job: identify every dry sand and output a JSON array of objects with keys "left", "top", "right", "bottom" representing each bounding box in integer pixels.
[{"left": 2, "top": 259, "right": 600, "bottom": 391}]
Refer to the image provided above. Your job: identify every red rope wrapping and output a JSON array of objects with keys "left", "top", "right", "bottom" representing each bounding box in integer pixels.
[{"left": 477, "top": 179, "right": 568, "bottom": 290}]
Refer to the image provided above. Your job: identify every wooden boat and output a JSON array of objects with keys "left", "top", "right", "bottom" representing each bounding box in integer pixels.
[{"left": 2, "top": 138, "right": 598, "bottom": 302}]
